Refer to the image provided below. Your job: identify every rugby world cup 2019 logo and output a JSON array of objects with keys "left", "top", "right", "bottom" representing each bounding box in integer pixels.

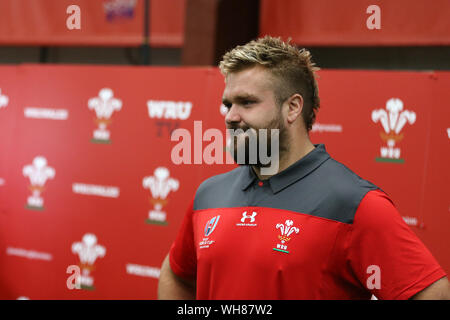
[
  {"left": 142, "top": 167, "right": 179, "bottom": 225},
  {"left": 199, "top": 215, "right": 221, "bottom": 249},
  {"left": 71, "top": 233, "right": 106, "bottom": 291},
  {"left": 204, "top": 216, "right": 220, "bottom": 237},
  {"left": 372, "top": 98, "right": 416, "bottom": 163},
  {"left": 273, "top": 220, "right": 299, "bottom": 254},
  {"left": 88, "top": 88, "right": 122, "bottom": 144},
  {"left": 23, "top": 156, "right": 55, "bottom": 211}
]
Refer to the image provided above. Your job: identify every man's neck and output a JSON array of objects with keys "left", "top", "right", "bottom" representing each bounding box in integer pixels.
[{"left": 252, "top": 138, "right": 315, "bottom": 180}]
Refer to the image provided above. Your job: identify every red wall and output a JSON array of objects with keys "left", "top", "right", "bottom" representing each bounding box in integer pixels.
[
  {"left": 0, "top": 65, "right": 448, "bottom": 299},
  {"left": 260, "top": 0, "right": 450, "bottom": 46},
  {"left": 0, "top": 0, "right": 185, "bottom": 47}
]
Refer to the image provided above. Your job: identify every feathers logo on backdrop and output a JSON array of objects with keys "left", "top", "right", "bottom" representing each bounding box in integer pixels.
[
  {"left": 88, "top": 88, "right": 122, "bottom": 144},
  {"left": 142, "top": 167, "right": 179, "bottom": 225},
  {"left": 199, "top": 216, "right": 221, "bottom": 250},
  {"left": 23, "top": 156, "right": 55, "bottom": 211},
  {"left": 71, "top": 233, "right": 106, "bottom": 291},
  {"left": 372, "top": 98, "right": 416, "bottom": 163}
]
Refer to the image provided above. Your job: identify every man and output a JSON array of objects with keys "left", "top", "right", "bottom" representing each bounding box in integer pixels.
[{"left": 158, "top": 36, "right": 449, "bottom": 299}]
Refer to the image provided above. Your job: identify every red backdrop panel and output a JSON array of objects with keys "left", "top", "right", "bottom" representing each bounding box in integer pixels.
[
  {"left": 0, "top": 66, "right": 448, "bottom": 299},
  {"left": 0, "top": 0, "right": 185, "bottom": 47},
  {"left": 311, "top": 70, "right": 434, "bottom": 230},
  {"left": 416, "top": 72, "right": 450, "bottom": 274},
  {"left": 260, "top": 0, "right": 450, "bottom": 46},
  {"left": 0, "top": 65, "right": 231, "bottom": 299},
  {"left": 0, "top": 66, "right": 18, "bottom": 213}
]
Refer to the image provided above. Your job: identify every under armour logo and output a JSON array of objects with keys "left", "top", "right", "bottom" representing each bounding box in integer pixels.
[{"left": 241, "top": 211, "right": 257, "bottom": 223}]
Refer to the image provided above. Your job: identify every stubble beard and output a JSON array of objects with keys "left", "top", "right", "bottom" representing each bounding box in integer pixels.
[{"left": 228, "top": 113, "right": 288, "bottom": 168}]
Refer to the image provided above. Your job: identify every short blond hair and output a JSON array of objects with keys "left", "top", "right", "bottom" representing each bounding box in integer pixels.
[{"left": 219, "top": 36, "right": 320, "bottom": 131}]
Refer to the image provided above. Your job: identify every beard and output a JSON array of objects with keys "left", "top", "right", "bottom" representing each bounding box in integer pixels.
[{"left": 227, "top": 113, "right": 288, "bottom": 167}]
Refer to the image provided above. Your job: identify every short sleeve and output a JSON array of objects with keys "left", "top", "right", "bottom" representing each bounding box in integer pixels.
[
  {"left": 347, "top": 189, "right": 447, "bottom": 300},
  {"left": 169, "top": 198, "right": 197, "bottom": 280}
]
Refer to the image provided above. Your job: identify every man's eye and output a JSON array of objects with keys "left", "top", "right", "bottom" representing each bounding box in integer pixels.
[{"left": 242, "top": 100, "right": 254, "bottom": 106}]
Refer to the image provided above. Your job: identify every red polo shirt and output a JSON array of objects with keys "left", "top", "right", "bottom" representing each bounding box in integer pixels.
[{"left": 169, "top": 145, "right": 447, "bottom": 299}]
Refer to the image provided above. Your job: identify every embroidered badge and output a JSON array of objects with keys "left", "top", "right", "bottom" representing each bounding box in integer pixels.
[{"left": 273, "top": 220, "right": 299, "bottom": 254}]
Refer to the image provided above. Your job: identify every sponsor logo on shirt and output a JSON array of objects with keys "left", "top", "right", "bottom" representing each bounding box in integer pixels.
[
  {"left": 199, "top": 215, "right": 220, "bottom": 249},
  {"left": 371, "top": 98, "right": 416, "bottom": 163},
  {"left": 236, "top": 211, "right": 257, "bottom": 227},
  {"left": 273, "top": 220, "right": 300, "bottom": 254},
  {"left": 204, "top": 215, "right": 220, "bottom": 236}
]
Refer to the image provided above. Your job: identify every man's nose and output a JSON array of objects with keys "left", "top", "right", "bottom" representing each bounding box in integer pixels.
[{"left": 225, "top": 105, "right": 241, "bottom": 124}]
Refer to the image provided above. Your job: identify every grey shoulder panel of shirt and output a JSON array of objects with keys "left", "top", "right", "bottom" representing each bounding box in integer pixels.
[{"left": 193, "top": 159, "right": 380, "bottom": 224}]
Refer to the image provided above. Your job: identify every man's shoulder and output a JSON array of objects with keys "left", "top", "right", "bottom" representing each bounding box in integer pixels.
[
  {"left": 193, "top": 166, "right": 246, "bottom": 209},
  {"left": 320, "top": 157, "right": 378, "bottom": 191},
  {"left": 287, "top": 156, "right": 381, "bottom": 224},
  {"left": 322, "top": 157, "right": 381, "bottom": 204}
]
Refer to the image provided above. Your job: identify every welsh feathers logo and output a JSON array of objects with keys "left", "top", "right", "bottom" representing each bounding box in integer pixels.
[
  {"left": 0, "top": 88, "right": 9, "bottom": 109},
  {"left": 142, "top": 167, "right": 179, "bottom": 225},
  {"left": 88, "top": 88, "right": 122, "bottom": 144},
  {"left": 273, "top": 220, "right": 300, "bottom": 254},
  {"left": 371, "top": 98, "right": 416, "bottom": 163},
  {"left": 23, "top": 156, "right": 55, "bottom": 211},
  {"left": 71, "top": 233, "right": 106, "bottom": 291}
]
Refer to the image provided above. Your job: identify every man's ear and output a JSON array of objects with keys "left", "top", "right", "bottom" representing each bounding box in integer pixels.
[{"left": 285, "top": 94, "right": 304, "bottom": 124}]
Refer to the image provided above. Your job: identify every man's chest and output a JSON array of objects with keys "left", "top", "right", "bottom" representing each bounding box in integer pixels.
[{"left": 192, "top": 207, "right": 347, "bottom": 275}]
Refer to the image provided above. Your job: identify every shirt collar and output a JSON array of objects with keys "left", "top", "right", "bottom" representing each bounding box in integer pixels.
[
  {"left": 239, "top": 163, "right": 258, "bottom": 191},
  {"left": 240, "top": 144, "right": 330, "bottom": 193}
]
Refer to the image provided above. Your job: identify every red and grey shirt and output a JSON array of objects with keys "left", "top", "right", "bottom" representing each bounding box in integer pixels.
[{"left": 169, "top": 144, "right": 446, "bottom": 299}]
